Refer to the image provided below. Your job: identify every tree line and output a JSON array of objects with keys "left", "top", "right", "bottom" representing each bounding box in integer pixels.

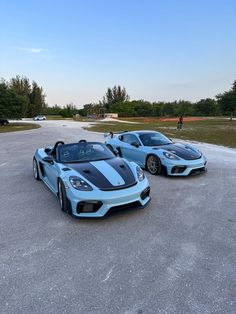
[
  {"left": 42, "top": 103, "right": 78, "bottom": 118},
  {"left": 79, "top": 82, "right": 236, "bottom": 118},
  {"left": 1, "top": 75, "right": 235, "bottom": 119}
]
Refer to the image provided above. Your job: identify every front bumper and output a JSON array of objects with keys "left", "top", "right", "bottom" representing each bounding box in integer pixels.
[
  {"left": 66, "top": 179, "right": 151, "bottom": 217},
  {"left": 163, "top": 155, "right": 207, "bottom": 176}
]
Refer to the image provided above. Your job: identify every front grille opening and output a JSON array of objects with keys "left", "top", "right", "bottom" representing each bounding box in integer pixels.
[
  {"left": 108, "top": 201, "right": 141, "bottom": 214},
  {"left": 171, "top": 166, "right": 187, "bottom": 174},
  {"left": 100, "top": 182, "right": 137, "bottom": 191},
  {"left": 189, "top": 167, "right": 206, "bottom": 175},
  {"left": 141, "top": 187, "right": 150, "bottom": 200},
  {"left": 77, "top": 201, "right": 103, "bottom": 213}
]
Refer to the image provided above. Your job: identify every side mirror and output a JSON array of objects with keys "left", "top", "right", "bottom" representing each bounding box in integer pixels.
[
  {"left": 42, "top": 156, "right": 54, "bottom": 164},
  {"left": 130, "top": 142, "right": 140, "bottom": 148}
]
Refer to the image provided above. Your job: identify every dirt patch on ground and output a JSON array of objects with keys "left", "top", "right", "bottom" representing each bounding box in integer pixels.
[
  {"left": 159, "top": 117, "right": 207, "bottom": 122},
  {"left": 118, "top": 117, "right": 207, "bottom": 123}
]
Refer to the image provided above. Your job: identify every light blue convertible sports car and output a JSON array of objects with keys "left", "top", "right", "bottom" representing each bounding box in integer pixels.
[
  {"left": 33, "top": 141, "right": 150, "bottom": 217},
  {"left": 105, "top": 130, "right": 207, "bottom": 176}
]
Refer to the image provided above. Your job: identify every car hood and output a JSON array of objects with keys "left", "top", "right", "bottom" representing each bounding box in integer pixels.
[
  {"left": 152, "top": 143, "right": 201, "bottom": 160},
  {"left": 66, "top": 157, "right": 137, "bottom": 191}
]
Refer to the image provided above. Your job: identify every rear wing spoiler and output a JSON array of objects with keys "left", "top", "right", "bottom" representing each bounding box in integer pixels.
[{"left": 104, "top": 131, "right": 128, "bottom": 139}]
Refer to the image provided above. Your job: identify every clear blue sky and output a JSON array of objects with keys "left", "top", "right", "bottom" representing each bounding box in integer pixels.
[{"left": 0, "top": 0, "right": 236, "bottom": 108}]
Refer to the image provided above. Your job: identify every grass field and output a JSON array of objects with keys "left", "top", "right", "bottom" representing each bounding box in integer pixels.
[
  {"left": 0, "top": 122, "right": 41, "bottom": 133},
  {"left": 45, "top": 115, "right": 73, "bottom": 120},
  {"left": 85, "top": 117, "right": 236, "bottom": 148}
]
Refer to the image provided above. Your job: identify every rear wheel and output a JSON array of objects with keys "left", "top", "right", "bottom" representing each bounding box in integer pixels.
[
  {"left": 146, "top": 155, "right": 162, "bottom": 175},
  {"left": 33, "top": 158, "right": 40, "bottom": 180},
  {"left": 58, "top": 179, "right": 71, "bottom": 215}
]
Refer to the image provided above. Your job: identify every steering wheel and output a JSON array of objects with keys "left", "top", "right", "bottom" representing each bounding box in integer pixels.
[{"left": 79, "top": 139, "right": 87, "bottom": 143}]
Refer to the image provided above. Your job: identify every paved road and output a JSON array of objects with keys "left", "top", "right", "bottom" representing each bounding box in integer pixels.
[{"left": 0, "top": 121, "right": 236, "bottom": 314}]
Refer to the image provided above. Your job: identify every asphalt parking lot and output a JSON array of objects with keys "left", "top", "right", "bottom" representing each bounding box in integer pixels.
[{"left": 0, "top": 120, "right": 236, "bottom": 314}]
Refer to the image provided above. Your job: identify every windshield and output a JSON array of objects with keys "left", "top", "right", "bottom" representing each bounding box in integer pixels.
[
  {"left": 57, "top": 142, "right": 115, "bottom": 163},
  {"left": 139, "top": 132, "right": 172, "bottom": 146}
]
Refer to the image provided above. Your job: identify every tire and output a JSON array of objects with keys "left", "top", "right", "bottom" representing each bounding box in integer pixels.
[
  {"left": 33, "top": 158, "right": 40, "bottom": 180},
  {"left": 58, "top": 179, "right": 71, "bottom": 215},
  {"left": 146, "top": 154, "right": 162, "bottom": 175}
]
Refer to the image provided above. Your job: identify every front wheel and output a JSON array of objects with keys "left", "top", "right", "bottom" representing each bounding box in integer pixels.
[
  {"left": 58, "top": 179, "right": 71, "bottom": 215},
  {"left": 146, "top": 155, "right": 162, "bottom": 175}
]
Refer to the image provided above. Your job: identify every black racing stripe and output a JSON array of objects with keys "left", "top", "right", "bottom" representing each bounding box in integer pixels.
[
  {"left": 67, "top": 162, "right": 113, "bottom": 189},
  {"left": 153, "top": 144, "right": 201, "bottom": 160},
  {"left": 67, "top": 160, "right": 136, "bottom": 191},
  {"left": 105, "top": 158, "right": 136, "bottom": 186}
]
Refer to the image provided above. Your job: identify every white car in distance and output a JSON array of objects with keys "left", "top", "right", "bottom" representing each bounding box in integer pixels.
[{"left": 33, "top": 115, "right": 46, "bottom": 121}]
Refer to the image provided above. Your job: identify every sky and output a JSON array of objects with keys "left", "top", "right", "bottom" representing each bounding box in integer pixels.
[{"left": 0, "top": 0, "right": 236, "bottom": 108}]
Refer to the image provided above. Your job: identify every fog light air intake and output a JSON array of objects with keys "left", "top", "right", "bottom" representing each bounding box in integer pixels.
[
  {"left": 77, "top": 201, "right": 103, "bottom": 213},
  {"left": 171, "top": 166, "right": 187, "bottom": 174},
  {"left": 140, "top": 187, "right": 150, "bottom": 200}
]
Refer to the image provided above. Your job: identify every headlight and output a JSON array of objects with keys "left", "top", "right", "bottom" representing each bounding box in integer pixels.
[
  {"left": 69, "top": 176, "right": 93, "bottom": 191},
  {"left": 163, "top": 152, "right": 180, "bottom": 160},
  {"left": 136, "top": 166, "right": 145, "bottom": 181}
]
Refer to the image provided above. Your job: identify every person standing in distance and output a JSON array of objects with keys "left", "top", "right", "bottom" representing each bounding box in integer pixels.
[{"left": 177, "top": 115, "right": 184, "bottom": 130}]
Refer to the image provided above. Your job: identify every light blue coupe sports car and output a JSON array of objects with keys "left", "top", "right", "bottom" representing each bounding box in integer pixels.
[
  {"left": 105, "top": 130, "right": 207, "bottom": 176},
  {"left": 33, "top": 141, "right": 151, "bottom": 217}
]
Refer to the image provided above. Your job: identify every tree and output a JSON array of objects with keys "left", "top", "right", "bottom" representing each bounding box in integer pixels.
[
  {"left": 193, "top": 98, "right": 218, "bottom": 116},
  {"left": 8, "top": 75, "right": 46, "bottom": 117},
  {"left": 152, "top": 102, "right": 164, "bottom": 116},
  {"left": 162, "top": 102, "right": 176, "bottom": 116},
  {"left": 133, "top": 100, "right": 152, "bottom": 116},
  {"left": 29, "top": 81, "right": 45, "bottom": 117},
  {"left": 110, "top": 101, "right": 135, "bottom": 117},
  {"left": 216, "top": 81, "right": 236, "bottom": 117},
  {"left": 60, "top": 103, "right": 77, "bottom": 117},
  {"left": 102, "top": 85, "right": 130, "bottom": 111},
  {"left": 0, "top": 83, "right": 27, "bottom": 118},
  {"left": 175, "top": 100, "right": 193, "bottom": 116}
]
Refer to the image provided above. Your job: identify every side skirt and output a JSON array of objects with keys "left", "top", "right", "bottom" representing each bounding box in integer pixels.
[{"left": 42, "top": 177, "right": 58, "bottom": 196}]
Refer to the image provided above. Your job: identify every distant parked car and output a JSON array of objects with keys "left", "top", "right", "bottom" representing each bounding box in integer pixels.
[
  {"left": 0, "top": 118, "right": 9, "bottom": 126},
  {"left": 33, "top": 115, "right": 46, "bottom": 121}
]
